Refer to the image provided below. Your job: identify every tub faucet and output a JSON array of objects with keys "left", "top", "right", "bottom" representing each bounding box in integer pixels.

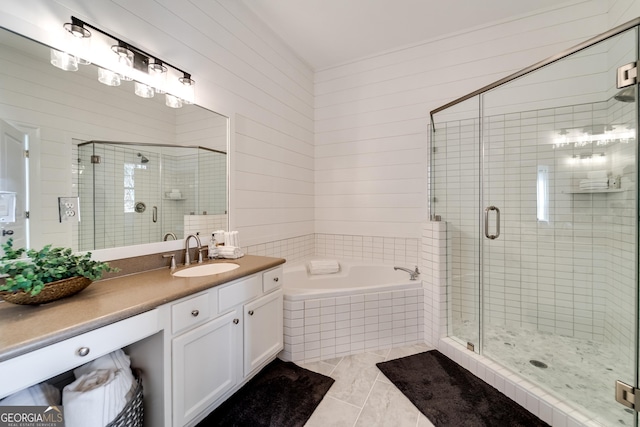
[
  {"left": 184, "top": 234, "right": 203, "bottom": 266},
  {"left": 163, "top": 232, "right": 177, "bottom": 241},
  {"left": 394, "top": 265, "right": 420, "bottom": 281}
]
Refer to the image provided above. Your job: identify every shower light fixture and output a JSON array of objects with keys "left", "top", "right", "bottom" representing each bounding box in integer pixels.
[{"left": 53, "top": 16, "right": 195, "bottom": 107}]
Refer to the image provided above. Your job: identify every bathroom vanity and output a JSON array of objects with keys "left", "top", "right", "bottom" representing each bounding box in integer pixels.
[{"left": 0, "top": 255, "right": 285, "bottom": 427}]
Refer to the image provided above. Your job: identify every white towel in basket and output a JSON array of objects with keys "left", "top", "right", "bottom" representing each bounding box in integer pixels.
[
  {"left": 74, "top": 349, "right": 135, "bottom": 399},
  {"left": 63, "top": 369, "right": 132, "bottom": 427},
  {"left": 0, "top": 382, "right": 60, "bottom": 406},
  {"left": 307, "top": 259, "right": 340, "bottom": 275}
]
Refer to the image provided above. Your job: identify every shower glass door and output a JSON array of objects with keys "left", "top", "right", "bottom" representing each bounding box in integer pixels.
[{"left": 481, "top": 27, "right": 638, "bottom": 426}]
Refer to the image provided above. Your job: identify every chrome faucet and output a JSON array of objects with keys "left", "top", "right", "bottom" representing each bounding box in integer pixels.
[
  {"left": 184, "top": 234, "right": 203, "bottom": 266},
  {"left": 163, "top": 232, "right": 177, "bottom": 241},
  {"left": 394, "top": 265, "right": 420, "bottom": 281}
]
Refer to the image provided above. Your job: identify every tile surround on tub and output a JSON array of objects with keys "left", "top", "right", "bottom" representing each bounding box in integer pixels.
[
  {"left": 243, "top": 233, "right": 420, "bottom": 266},
  {"left": 281, "top": 288, "right": 424, "bottom": 363}
]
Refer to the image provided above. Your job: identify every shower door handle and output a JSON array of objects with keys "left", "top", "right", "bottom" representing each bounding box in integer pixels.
[
  {"left": 152, "top": 206, "right": 157, "bottom": 223},
  {"left": 484, "top": 206, "right": 500, "bottom": 240}
]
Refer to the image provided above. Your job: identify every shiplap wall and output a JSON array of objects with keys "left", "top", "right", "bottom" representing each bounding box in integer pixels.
[
  {"left": 314, "top": 1, "right": 611, "bottom": 240},
  {"left": 0, "top": 0, "right": 314, "bottom": 250}
]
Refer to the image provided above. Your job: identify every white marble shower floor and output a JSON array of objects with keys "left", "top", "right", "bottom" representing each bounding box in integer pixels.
[{"left": 457, "top": 323, "right": 634, "bottom": 427}]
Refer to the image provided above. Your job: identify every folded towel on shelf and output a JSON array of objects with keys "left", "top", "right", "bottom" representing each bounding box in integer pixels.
[
  {"left": 217, "top": 246, "right": 244, "bottom": 259},
  {"left": 579, "top": 179, "right": 609, "bottom": 190},
  {"left": 0, "top": 382, "right": 60, "bottom": 406},
  {"left": 307, "top": 260, "right": 340, "bottom": 275},
  {"left": 63, "top": 369, "right": 133, "bottom": 427}
]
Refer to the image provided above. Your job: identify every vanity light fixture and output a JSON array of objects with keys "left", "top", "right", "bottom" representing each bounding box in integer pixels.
[
  {"left": 148, "top": 60, "right": 167, "bottom": 94},
  {"left": 134, "top": 82, "right": 155, "bottom": 98},
  {"left": 50, "top": 49, "right": 78, "bottom": 71},
  {"left": 165, "top": 94, "right": 183, "bottom": 109},
  {"left": 54, "top": 16, "right": 196, "bottom": 106},
  {"left": 63, "top": 17, "right": 91, "bottom": 65},
  {"left": 111, "top": 42, "right": 134, "bottom": 81},
  {"left": 98, "top": 67, "right": 121, "bottom": 86},
  {"left": 179, "top": 73, "right": 195, "bottom": 104}
]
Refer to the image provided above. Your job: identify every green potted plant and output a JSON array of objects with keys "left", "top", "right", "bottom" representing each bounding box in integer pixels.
[{"left": 0, "top": 238, "right": 118, "bottom": 305}]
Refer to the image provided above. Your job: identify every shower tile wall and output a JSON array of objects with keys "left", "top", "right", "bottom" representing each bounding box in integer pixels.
[
  {"left": 242, "top": 233, "right": 419, "bottom": 266},
  {"left": 315, "top": 234, "right": 420, "bottom": 266},
  {"left": 436, "top": 101, "right": 636, "bottom": 354}
]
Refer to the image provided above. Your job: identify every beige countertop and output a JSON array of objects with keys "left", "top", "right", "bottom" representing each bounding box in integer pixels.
[{"left": 0, "top": 255, "right": 285, "bottom": 362}]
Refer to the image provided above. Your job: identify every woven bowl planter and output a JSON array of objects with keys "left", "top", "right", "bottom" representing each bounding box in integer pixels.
[{"left": 0, "top": 276, "right": 92, "bottom": 305}]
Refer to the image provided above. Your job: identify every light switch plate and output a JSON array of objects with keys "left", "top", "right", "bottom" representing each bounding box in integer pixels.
[{"left": 58, "top": 197, "right": 80, "bottom": 222}]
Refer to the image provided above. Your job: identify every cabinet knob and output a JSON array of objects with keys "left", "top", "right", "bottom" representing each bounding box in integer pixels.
[
  {"left": 248, "top": 310, "right": 254, "bottom": 316},
  {"left": 273, "top": 277, "right": 279, "bottom": 282},
  {"left": 77, "top": 347, "right": 90, "bottom": 357},
  {"left": 191, "top": 309, "right": 199, "bottom": 317},
  {"left": 233, "top": 318, "right": 239, "bottom": 324}
]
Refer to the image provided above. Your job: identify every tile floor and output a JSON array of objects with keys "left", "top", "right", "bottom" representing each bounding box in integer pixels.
[{"left": 301, "top": 343, "right": 436, "bottom": 427}]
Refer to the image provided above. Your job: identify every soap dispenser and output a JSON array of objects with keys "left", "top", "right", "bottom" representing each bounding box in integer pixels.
[{"left": 208, "top": 233, "right": 218, "bottom": 259}]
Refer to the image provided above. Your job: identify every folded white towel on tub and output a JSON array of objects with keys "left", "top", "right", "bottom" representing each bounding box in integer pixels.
[{"left": 308, "top": 260, "right": 340, "bottom": 275}]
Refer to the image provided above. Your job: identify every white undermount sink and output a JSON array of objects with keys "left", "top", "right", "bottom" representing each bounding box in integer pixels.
[{"left": 172, "top": 263, "right": 240, "bottom": 278}]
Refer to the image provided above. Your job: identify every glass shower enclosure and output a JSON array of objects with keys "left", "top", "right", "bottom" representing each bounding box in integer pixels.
[
  {"left": 76, "top": 141, "right": 227, "bottom": 251},
  {"left": 430, "top": 22, "right": 638, "bottom": 426}
]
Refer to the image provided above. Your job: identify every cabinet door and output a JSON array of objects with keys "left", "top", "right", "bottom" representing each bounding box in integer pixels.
[
  {"left": 243, "top": 289, "right": 283, "bottom": 377},
  {"left": 172, "top": 310, "right": 239, "bottom": 427}
]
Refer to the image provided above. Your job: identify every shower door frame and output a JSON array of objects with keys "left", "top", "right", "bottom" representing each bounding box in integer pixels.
[{"left": 429, "top": 16, "right": 640, "bottom": 426}]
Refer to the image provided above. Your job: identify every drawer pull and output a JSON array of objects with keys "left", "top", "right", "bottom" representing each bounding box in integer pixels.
[
  {"left": 191, "top": 309, "right": 199, "bottom": 317},
  {"left": 77, "top": 347, "right": 90, "bottom": 357},
  {"left": 273, "top": 277, "right": 279, "bottom": 282},
  {"left": 233, "top": 318, "right": 239, "bottom": 324},
  {"left": 248, "top": 310, "right": 254, "bottom": 316}
]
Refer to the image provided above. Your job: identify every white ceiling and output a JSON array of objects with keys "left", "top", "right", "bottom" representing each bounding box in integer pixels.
[{"left": 241, "top": 0, "right": 571, "bottom": 70}]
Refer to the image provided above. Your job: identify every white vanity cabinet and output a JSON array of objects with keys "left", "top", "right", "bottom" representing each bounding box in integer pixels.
[
  {"left": 172, "top": 309, "right": 239, "bottom": 427},
  {"left": 171, "top": 266, "right": 283, "bottom": 427},
  {"left": 243, "top": 288, "right": 283, "bottom": 377}
]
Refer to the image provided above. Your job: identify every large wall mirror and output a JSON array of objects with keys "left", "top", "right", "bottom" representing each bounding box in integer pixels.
[{"left": 0, "top": 27, "right": 229, "bottom": 257}]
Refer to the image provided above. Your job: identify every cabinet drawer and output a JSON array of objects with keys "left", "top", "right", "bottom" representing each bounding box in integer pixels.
[
  {"left": 172, "top": 292, "right": 213, "bottom": 334},
  {"left": 262, "top": 266, "right": 283, "bottom": 293},
  {"left": 218, "top": 275, "right": 261, "bottom": 312},
  {"left": 0, "top": 309, "right": 160, "bottom": 399}
]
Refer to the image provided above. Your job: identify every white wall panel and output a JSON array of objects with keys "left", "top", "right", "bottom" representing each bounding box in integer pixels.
[{"left": 314, "top": 0, "right": 609, "bottom": 239}]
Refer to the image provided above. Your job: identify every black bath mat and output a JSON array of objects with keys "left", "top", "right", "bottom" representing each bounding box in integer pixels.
[
  {"left": 196, "top": 358, "right": 334, "bottom": 427},
  {"left": 376, "top": 350, "right": 550, "bottom": 427}
]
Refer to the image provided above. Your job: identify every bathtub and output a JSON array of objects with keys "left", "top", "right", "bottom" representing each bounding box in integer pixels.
[
  {"left": 283, "top": 260, "right": 422, "bottom": 300},
  {"left": 280, "top": 259, "right": 424, "bottom": 363}
]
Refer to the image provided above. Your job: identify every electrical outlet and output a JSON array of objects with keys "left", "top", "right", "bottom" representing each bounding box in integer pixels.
[{"left": 58, "top": 197, "right": 80, "bottom": 222}]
